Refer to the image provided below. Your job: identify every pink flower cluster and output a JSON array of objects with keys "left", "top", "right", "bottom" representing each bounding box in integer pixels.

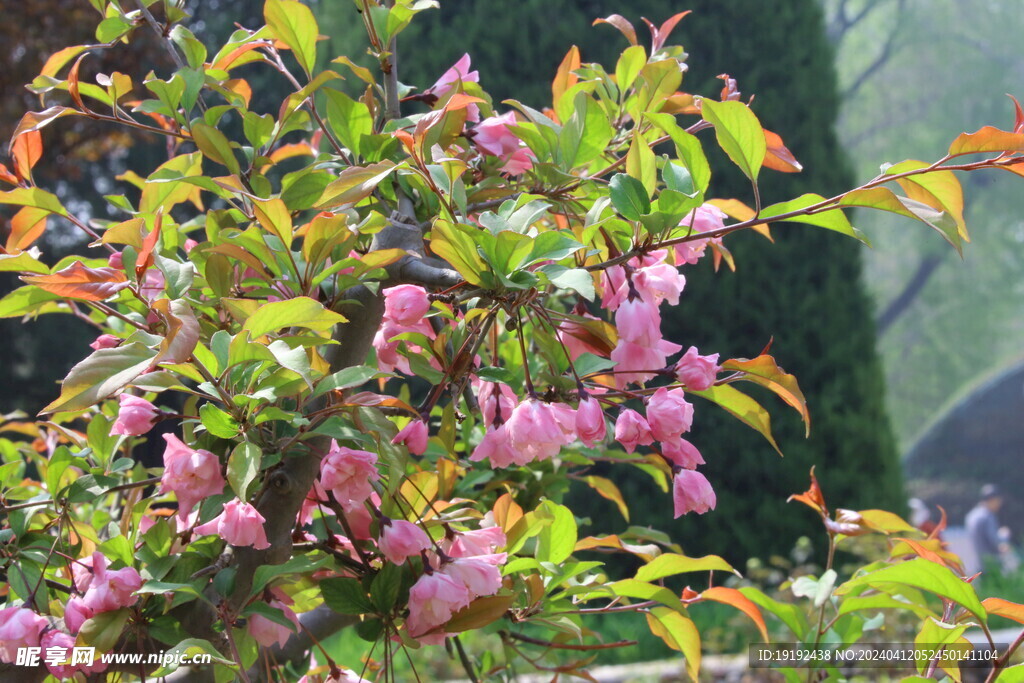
[
  {"left": 405, "top": 524, "right": 507, "bottom": 644},
  {"left": 319, "top": 442, "right": 380, "bottom": 510},
  {"left": 675, "top": 203, "right": 727, "bottom": 265},
  {"left": 0, "top": 603, "right": 109, "bottom": 678},
  {"left": 373, "top": 285, "right": 437, "bottom": 374}
]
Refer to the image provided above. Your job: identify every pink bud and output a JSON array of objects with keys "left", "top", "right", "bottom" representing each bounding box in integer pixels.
[
  {"left": 89, "top": 334, "right": 120, "bottom": 351},
  {"left": 194, "top": 499, "right": 271, "bottom": 549},
  {"left": 319, "top": 442, "right": 379, "bottom": 509},
  {"left": 614, "top": 409, "right": 654, "bottom": 454},
  {"left": 392, "top": 420, "right": 429, "bottom": 456},
  {"left": 378, "top": 519, "right": 432, "bottom": 565},
  {"left": 673, "top": 469, "right": 716, "bottom": 517},
  {"left": 107, "top": 251, "right": 124, "bottom": 269},
  {"left": 661, "top": 438, "right": 705, "bottom": 470},
  {"left": 575, "top": 397, "right": 607, "bottom": 448},
  {"left": 111, "top": 394, "right": 160, "bottom": 437},
  {"left": 645, "top": 387, "right": 694, "bottom": 443},
  {"left": 183, "top": 238, "right": 199, "bottom": 253},
  {"left": 674, "top": 346, "right": 721, "bottom": 391},
  {"left": 383, "top": 285, "right": 431, "bottom": 327},
  {"left": 160, "top": 434, "right": 225, "bottom": 521}
]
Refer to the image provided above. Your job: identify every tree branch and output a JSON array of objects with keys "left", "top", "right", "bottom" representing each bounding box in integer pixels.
[{"left": 875, "top": 251, "right": 945, "bottom": 335}]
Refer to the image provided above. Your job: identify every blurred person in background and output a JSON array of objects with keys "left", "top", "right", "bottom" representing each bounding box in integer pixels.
[{"left": 966, "top": 484, "right": 1012, "bottom": 576}]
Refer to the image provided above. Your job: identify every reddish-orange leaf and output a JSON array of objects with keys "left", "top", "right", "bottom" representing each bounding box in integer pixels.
[
  {"left": 445, "top": 93, "right": 485, "bottom": 112},
  {"left": 1010, "top": 94, "right": 1024, "bottom": 133},
  {"left": 6, "top": 207, "right": 49, "bottom": 252},
  {"left": 223, "top": 79, "right": 253, "bottom": 108},
  {"left": 22, "top": 262, "right": 129, "bottom": 301},
  {"left": 267, "top": 142, "right": 316, "bottom": 164},
  {"left": 213, "top": 42, "right": 267, "bottom": 72},
  {"left": 67, "top": 54, "right": 89, "bottom": 114},
  {"left": 654, "top": 11, "right": 692, "bottom": 52},
  {"left": 948, "top": 126, "right": 1024, "bottom": 156},
  {"left": 788, "top": 466, "right": 827, "bottom": 516},
  {"left": 135, "top": 213, "right": 163, "bottom": 280},
  {"left": 701, "top": 586, "right": 768, "bottom": 640},
  {"left": 593, "top": 14, "right": 637, "bottom": 46},
  {"left": 150, "top": 298, "right": 199, "bottom": 366},
  {"left": 892, "top": 537, "right": 954, "bottom": 569},
  {"left": 342, "top": 391, "right": 418, "bottom": 415},
  {"left": 552, "top": 46, "right": 581, "bottom": 108},
  {"left": 982, "top": 598, "right": 1024, "bottom": 624},
  {"left": 11, "top": 130, "right": 42, "bottom": 182},
  {"left": 492, "top": 493, "right": 523, "bottom": 533},
  {"left": 0, "top": 163, "right": 18, "bottom": 186},
  {"left": 763, "top": 129, "right": 803, "bottom": 173}
]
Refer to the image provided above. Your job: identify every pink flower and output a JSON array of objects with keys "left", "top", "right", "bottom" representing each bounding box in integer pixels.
[
  {"left": 406, "top": 571, "right": 472, "bottom": 641},
  {"left": 392, "top": 420, "right": 428, "bottom": 456},
  {"left": 107, "top": 251, "right": 124, "bottom": 269},
  {"left": 575, "top": 397, "right": 607, "bottom": 448},
  {"left": 195, "top": 499, "right": 271, "bottom": 549},
  {"left": 160, "top": 434, "right": 225, "bottom": 521},
  {"left": 441, "top": 554, "right": 506, "bottom": 598},
  {"left": 89, "top": 334, "right": 120, "bottom": 350},
  {"left": 614, "top": 409, "right": 654, "bottom": 454},
  {"left": 505, "top": 399, "right": 575, "bottom": 463},
  {"left": 83, "top": 564, "right": 143, "bottom": 612},
  {"left": 473, "top": 112, "right": 521, "bottom": 157},
  {"left": 41, "top": 628, "right": 107, "bottom": 678},
  {"left": 0, "top": 606, "right": 47, "bottom": 662},
  {"left": 673, "top": 469, "right": 716, "bottom": 517},
  {"left": 558, "top": 314, "right": 608, "bottom": 360},
  {"left": 319, "top": 443, "right": 379, "bottom": 509},
  {"left": 674, "top": 346, "right": 721, "bottom": 391},
  {"left": 476, "top": 381, "right": 517, "bottom": 427},
  {"left": 63, "top": 596, "right": 93, "bottom": 634},
  {"left": 384, "top": 285, "right": 431, "bottom": 327},
  {"left": 111, "top": 394, "right": 160, "bottom": 436},
  {"left": 429, "top": 54, "right": 479, "bottom": 99},
  {"left": 610, "top": 339, "right": 682, "bottom": 387},
  {"left": 446, "top": 526, "right": 506, "bottom": 558},
  {"left": 646, "top": 387, "right": 694, "bottom": 443},
  {"left": 676, "top": 204, "right": 726, "bottom": 265},
  {"left": 633, "top": 258, "right": 685, "bottom": 306},
  {"left": 600, "top": 265, "right": 629, "bottom": 311},
  {"left": 661, "top": 438, "right": 705, "bottom": 469},
  {"left": 615, "top": 298, "right": 663, "bottom": 347},
  {"left": 501, "top": 147, "right": 536, "bottom": 175},
  {"left": 183, "top": 238, "right": 199, "bottom": 252},
  {"left": 469, "top": 425, "right": 517, "bottom": 468},
  {"left": 378, "top": 519, "right": 432, "bottom": 565},
  {"left": 248, "top": 599, "right": 300, "bottom": 648}
]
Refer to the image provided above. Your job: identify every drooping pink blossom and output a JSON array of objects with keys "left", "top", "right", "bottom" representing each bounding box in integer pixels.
[
  {"left": 469, "top": 425, "right": 517, "bottom": 469},
  {"left": 383, "top": 285, "right": 431, "bottom": 327},
  {"left": 614, "top": 298, "right": 663, "bottom": 348},
  {"left": 575, "top": 397, "right": 607, "bottom": 448},
  {"left": 446, "top": 526, "right": 507, "bottom": 558},
  {"left": 392, "top": 420, "right": 429, "bottom": 456},
  {"left": 160, "top": 434, "right": 225, "bottom": 521},
  {"left": 632, "top": 257, "right": 685, "bottom": 306},
  {"left": 504, "top": 399, "right": 575, "bottom": 463},
  {"left": 472, "top": 112, "right": 522, "bottom": 157},
  {"left": 673, "top": 469, "right": 717, "bottom": 517},
  {"left": 441, "top": 553, "right": 506, "bottom": 598},
  {"left": 111, "top": 394, "right": 160, "bottom": 437},
  {"left": 645, "top": 387, "right": 694, "bottom": 443},
  {"left": 614, "top": 409, "right": 654, "bottom": 454},
  {"left": 476, "top": 381, "right": 518, "bottom": 427},
  {"left": 501, "top": 147, "right": 536, "bottom": 175},
  {"left": 319, "top": 443, "right": 379, "bottom": 509},
  {"left": 89, "top": 334, "right": 120, "bottom": 351},
  {"left": 661, "top": 438, "right": 705, "bottom": 470},
  {"left": 41, "top": 628, "right": 108, "bottom": 678},
  {"left": 378, "top": 519, "right": 433, "bottom": 565},
  {"left": 63, "top": 596, "right": 93, "bottom": 634},
  {"left": 248, "top": 599, "right": 300, "bottom": 648},
  {"left": 676, "top": 204, "right": 727, "bottom": 265},
  {"left": 610, "top": 339, "right": 682, "bottom": 387},
  {"left": 0, "top": 606, "right": 47, "bottom": 662},
  {"left": 674, "top": 346, "right": 721, "bottom": 391},
  {"left": 194, "top": 499, "right": 271, "bottom": 550},
  {"left": 406, "top": 571, "right": 472, "bottom": 642}
]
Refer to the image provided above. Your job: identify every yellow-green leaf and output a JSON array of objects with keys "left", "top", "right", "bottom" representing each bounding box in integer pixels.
[
  {"left": 701, "top": 99, "right": 766, "bottom": 182},
  {"left": 242, "top": 296, "right": 347, "bottom": 338},
  {"left": 265, "top": 0, "right": 319, "bottom": 77}
]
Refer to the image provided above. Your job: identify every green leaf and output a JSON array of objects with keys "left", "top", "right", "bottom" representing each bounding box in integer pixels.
[
  {"left": 536, "top": 501, "right": 577, "bottom": 564},
  {"left": 558, "top": 92, "right": 614, "bottom": 168},
  {"left": 738, "top": 586, "right": 810, "bottom": 639},
  {"left": 0, "top": 188, "right": 68, "bottom": 216},
  {"left": 688, "top": 384, "right": 781, "bottom": 456},
  {"left": 430, "top": 219, "right": 488, "bottom": 286},
  {"left": 200, "top": 403, "right": 240, "bottom": 439},
  {"left": 700, "top": 99, "right": 766, "bottom": 182},
  {"left": 324, "top": 89, "right": 372, "bottom": 158},
  {"left": 79, "top": 608, "right": 131, "bottom": 652},
  {"left": 191, "top": 122, "right": 241, "bottom": 176},
  {"left": 615, "top": 45, "right": 647, "bottom": 94},
  {"left": 42, "top": 342, "right": 157, "bottom": 414},
  {"left": 149, "top": 639, "right": 236, "bottom": 677},
  {"left": 370, "top": 562, "right": 402, "bottom": 612},
  {"left": 313, "top": 365, "right": 384, "bottom": 397},
  {"left": 648, "top": 113, "right": 711, "bottom": 193},
  {"left": 759, "top": 193, "right": 869, "bottom": 245},
  {"left": 634, "top": 553, "right": 737, "bottom": 582},
  {"left": 540, "top": 266, "right": 596, "bottom": 301},
  {"left": 835, "top": 558, "right": 986, "bottom": 623},
  {"left": 626, "top": 133, "right": 657, "bottom": 197},
  {"left": 243, "top": 112, "right": 275, "bottom": 149},
  {"left": 609, "top": 173, "right": 651, "bottom": 220},
  {"left": 264, "top": 0, "right": 319, "bottom": 76},
  {"left": 321, "top": 577, "right": 375, "bottom": 615},
  {"left": 316, "top": 161, "right": 398, "bottom": 209},
  {"left": 268, "top": 339, "right": 314, "bottom": 389},
  {"left": 242, "top": 297, "right": 347, "bottom": 338},
  {"left": 609, "top": 579, "right": 686, "bottom": 613},
  {"left": 840, "top": 187, "right": 962, "bottom": 255},
  {"left": 886, "top": 160, "right": 966, "bottom": 239},
  {"left": 0, "top": 251, "right": 50, "bottom": 275},
  {"left": 0, "top": 285, "right": 62, "bottom": 318}
]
